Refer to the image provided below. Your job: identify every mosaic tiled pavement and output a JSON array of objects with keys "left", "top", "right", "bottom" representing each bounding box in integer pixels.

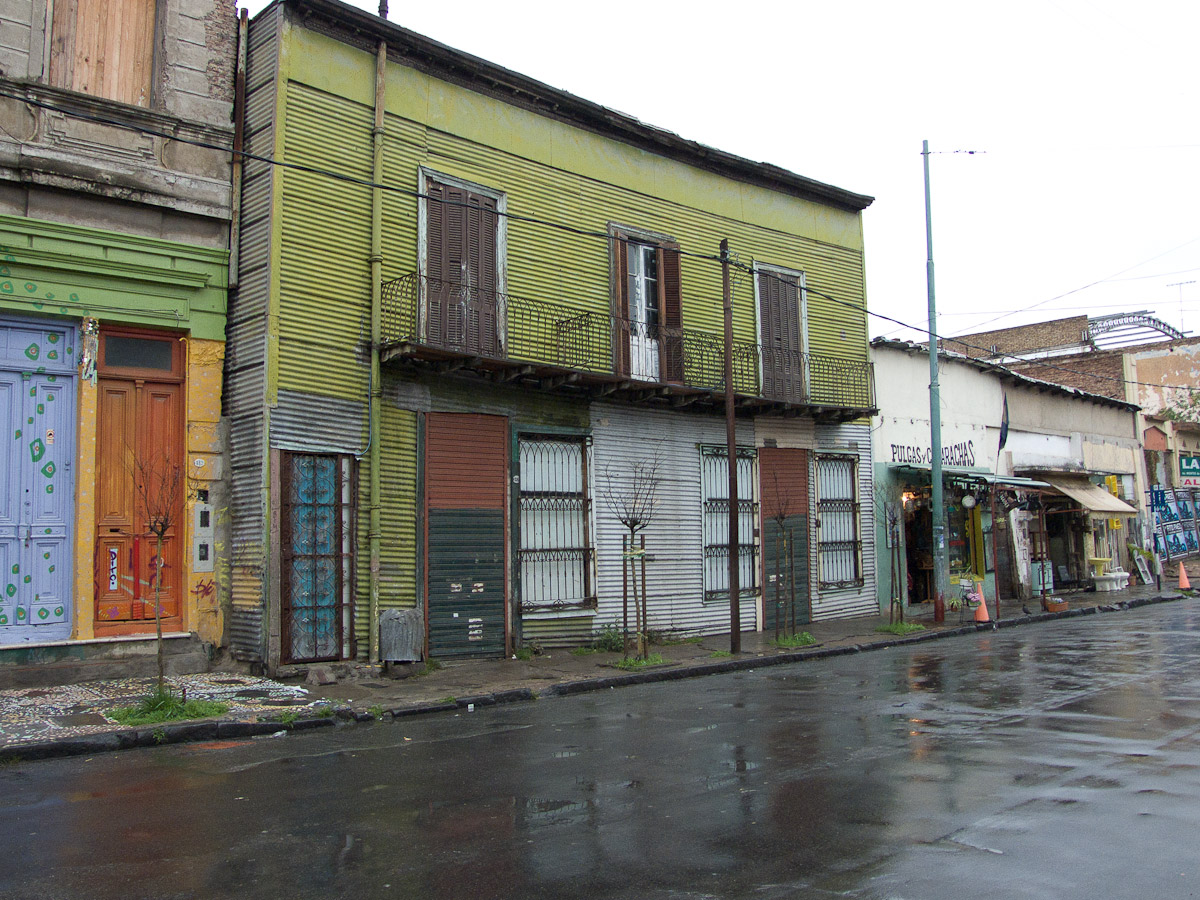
[{"left": 0, "top": 674, "right": 316, "bottom": 747}]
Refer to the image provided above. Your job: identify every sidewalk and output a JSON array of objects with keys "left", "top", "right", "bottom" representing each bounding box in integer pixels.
[{"left": 0, "top": 583, "right": 1188, "bottom": 761}]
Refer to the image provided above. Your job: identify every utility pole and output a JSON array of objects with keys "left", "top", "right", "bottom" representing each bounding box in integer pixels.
[
  {"left": 722, "top": 239, "right": 740, "bottom": 653},
  {"left": 923, "top": 141, "right": 948, "bottom": 622}
]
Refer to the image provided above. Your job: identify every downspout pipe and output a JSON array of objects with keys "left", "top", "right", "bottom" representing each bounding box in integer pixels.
[
  {"left": 368, "top": 40, "right": 386, "bottom": 662},
  {"left": 229, "top": 8, "right": 247, "bottom": 289}
]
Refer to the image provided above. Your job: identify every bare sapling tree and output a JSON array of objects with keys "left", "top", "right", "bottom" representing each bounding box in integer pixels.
[
  {"left": 129, "top": 446, "right": 184, "bottom": 694},
  {"left": 599, "top": 449, "right": 663, "bottom": 660}
]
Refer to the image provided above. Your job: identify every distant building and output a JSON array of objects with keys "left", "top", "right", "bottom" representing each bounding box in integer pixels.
[{"left": 944, "top": 313, "right": 1200, "bottom": 561}]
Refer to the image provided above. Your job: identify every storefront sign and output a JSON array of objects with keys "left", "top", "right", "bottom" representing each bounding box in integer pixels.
[
  {"left": 890, "top": 439, "right": 977, "bottom": 468},
  {"left": 1181, "top": 453, "right": 1200, "bottom": 487}
]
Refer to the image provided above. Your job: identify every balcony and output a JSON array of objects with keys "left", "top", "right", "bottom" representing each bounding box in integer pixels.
[{"left": 381, "top": 274, "right": 875, "bottom": 420}]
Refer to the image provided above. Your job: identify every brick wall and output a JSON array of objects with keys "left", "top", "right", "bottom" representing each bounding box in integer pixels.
[
  {"left": 943, "top": 316, "right": 1090, "bottom": 359},
  {"left": 1009, "top": 349, "right": 1129, "bottom": 401}
]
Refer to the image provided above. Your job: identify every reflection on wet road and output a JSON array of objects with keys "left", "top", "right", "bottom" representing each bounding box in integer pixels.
[{"left": 2, "top": 603, "right": 1199, "bottom": 899}]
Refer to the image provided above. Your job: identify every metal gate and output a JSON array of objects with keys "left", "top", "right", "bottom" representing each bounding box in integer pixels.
[
  {"left": 0, "top": 317, "right": 75, "bottom": 642},
  {"left": 425, "top": 413, "right": 508, "bottom": 658},
  {"left": 280, "top": 452, "right": 353, "bottom": 663}
]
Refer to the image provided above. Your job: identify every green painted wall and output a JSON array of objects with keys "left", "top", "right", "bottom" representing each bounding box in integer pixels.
[
  {"left": 0, "top": 215, "right": 228, "bottom": 340},
  {"left": 270, "top": 23, "right": 869, "bottom": 414},
  {"left": 353, "top": 401, "right": 418, "bottom": 649}
]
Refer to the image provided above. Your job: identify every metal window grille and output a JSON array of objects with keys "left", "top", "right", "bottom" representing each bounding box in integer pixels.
[
  {"left": 817, "top": 454, "right": 862, "bottom": 587},
  {"left": 701, "top": 446, "right": 759, "bottom": 600},
  {"left": 518, "top": 436, "right": 596, "bottom": 612}
]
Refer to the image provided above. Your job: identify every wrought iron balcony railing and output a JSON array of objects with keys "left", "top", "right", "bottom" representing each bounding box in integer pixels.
[{"left": 381, "top": 273, "right": 874, "bottom": 412}]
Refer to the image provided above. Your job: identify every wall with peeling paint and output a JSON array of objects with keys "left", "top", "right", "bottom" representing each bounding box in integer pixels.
[{"left": 0, "top": 218, "right": 228, "bottom": 649}]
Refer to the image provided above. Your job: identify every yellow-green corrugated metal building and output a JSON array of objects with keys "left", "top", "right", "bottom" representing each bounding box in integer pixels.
[{"left": 228, "top": 0, "right": 877, "bottom": 672}]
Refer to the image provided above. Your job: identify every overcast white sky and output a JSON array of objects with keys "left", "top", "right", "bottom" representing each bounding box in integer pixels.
[{"left": 241, "top": 0, "right": 1200, "bottom": 344}]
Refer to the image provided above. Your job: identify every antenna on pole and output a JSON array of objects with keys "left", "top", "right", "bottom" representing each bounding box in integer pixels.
[{"left": 1168, "top": 281, "right": 1195, "bottom": 335}]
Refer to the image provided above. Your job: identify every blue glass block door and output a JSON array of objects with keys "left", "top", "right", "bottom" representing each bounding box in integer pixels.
[{"left": 281, "top": 453, "right": 346, "bottom": 662}]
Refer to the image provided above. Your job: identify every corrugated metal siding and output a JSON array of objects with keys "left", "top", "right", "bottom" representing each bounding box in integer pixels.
[
  {"left": 360, "top": 402, "right": 419, "bottom": 652},
  {"left": 228, "top": 413, "right": 266, "bottom": 661},
  {"left": 754, "top": 415, "right": 816, "bottom": 451},
  {"left": 277, "top": 76, "right": 866, "bottom": 383},
  {"left": 811, "top": 422, "right": 876, "bottom": 620},
  {"left": 271, "top": 389, "right": 366, "bottom": 454},
  {"left": 591, "top": 403, "right": 755, "bottom": 638},
  {"left": 278, "top": 82, "right": 373, "bottom": 400},
  {"left": 245, "top": 5, "right": 279, "bottom": 92},
  {"left": 413, "top": 127, "right": 867, "bottom": 369},
  {"left": 224, "top": 8, "right": 280, "bottom": 663}
]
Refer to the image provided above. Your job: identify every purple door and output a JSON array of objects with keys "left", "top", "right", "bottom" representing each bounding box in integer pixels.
[{"left": 0, "top": 318, "right": 75, "bottom": 642}]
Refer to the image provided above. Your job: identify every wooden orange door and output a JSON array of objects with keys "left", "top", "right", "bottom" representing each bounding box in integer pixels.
[{"left": 94, "top": 372, "right": 183, "bottom": 632}]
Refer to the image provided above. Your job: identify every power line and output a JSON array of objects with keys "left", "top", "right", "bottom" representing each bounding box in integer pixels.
[
  {"left": 960, "top": 235, "right": 1200, "bottom": 333},
  {"left": 5, "top": 85, "right": 1197, "bottom": 398}
]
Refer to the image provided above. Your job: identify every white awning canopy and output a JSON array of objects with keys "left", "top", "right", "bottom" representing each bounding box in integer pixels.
[{"left": 1039, "top": 474, "right": 1138, "bottom": 517}]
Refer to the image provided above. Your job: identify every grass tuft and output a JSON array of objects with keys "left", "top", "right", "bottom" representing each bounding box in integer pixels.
[
  {"left": 108, "top": 686, "right": 230, "bottom": 727},
  {"left": 773, "top": 631, "right": 817, "bottom": 649},
  {"left": 875, "top": 622, "right": 926, "bottom": 636},
  {"left": 614, "top": 653, "right": 666, "bottom": 671}
]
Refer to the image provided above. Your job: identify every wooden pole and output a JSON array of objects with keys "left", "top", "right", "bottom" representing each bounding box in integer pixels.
[{"left": 722, "top": 239, "right": 740, "bottom": 653}]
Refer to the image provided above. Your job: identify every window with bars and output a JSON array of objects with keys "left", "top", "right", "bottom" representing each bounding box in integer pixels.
[
  {"left": 518, "top": 436, "right": 596, "bottom": 613},
  {"left": 701, "top": 446, "right": 759, "bottom": 601},
  {"left": 816, "top": 454, "right": 862, "bottom": 587}
]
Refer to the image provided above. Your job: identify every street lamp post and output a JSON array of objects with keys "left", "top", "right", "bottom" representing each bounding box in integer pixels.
[{"left": 923, "top": 140, "right": 948, "bottom": 622}]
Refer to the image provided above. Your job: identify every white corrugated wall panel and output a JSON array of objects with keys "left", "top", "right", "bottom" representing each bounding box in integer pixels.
[
  {"left": 812, "top": 421, "right": 877, "bottom": 620},
  {"left": 753, "top": 415, "right": 816, "bottom": 450},
  {"left": 591, "top": 403, "right": 756, "bottom": 638}
]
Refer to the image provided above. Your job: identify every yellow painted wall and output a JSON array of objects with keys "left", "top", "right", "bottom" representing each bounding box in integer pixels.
[
  {"left": 71, "top": 379, "right": 97, "bottom": 641},
  {"left": 185, "top": 338, "right": 226, "bottom": 645}
]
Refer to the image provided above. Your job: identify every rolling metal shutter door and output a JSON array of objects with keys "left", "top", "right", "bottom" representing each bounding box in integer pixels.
[{"left": 425, "top": 413, "right": 508, "bottom": 657}]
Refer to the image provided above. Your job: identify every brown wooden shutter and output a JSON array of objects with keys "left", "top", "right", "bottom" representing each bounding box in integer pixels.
[
  {"left": 757, "top": 269, "right": 803, "bottom": 402},
  {"left": 426, "top": 183, "right": 502, "bottom": 356},
  {"left": 613, "top": 233, "right": 631, "bottom": 377},
  {"left": 474, "top": 194, "right": 499, "bottom": 354},
  {"left": 659, "top": 242, "right": 684, "bottom": 383}
]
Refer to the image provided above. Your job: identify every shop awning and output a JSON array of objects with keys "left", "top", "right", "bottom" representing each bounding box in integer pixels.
[
  {"left": 978, "top": 474, "right": 1049, "bottom": 489},
  {"left": 887, "top": 465, "right": 1047, "bottom": 490},
  {"left": 1039, "top": 474, "right": 1138, "bottom": 517}
]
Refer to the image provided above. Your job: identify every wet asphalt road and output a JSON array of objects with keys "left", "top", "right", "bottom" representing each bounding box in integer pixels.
[{"left": 2, "top": 603, "right": 1199, "bottom": 900}]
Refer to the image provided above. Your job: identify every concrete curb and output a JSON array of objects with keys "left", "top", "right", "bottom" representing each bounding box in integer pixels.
[{"left": 2, "top": 591, "right": 1188, "bottom": 762}]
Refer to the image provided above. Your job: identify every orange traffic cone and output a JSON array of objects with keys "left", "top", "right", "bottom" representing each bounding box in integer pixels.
[
  {"left": 973, "top": 594, "right": 991, "bottom": 623},
  {"left": 1179, "top": 563, "right": 1191, "bottom": 590}
]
